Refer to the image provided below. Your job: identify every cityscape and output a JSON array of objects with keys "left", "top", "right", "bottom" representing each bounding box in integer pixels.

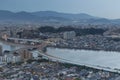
[{"left": 1, "top": 0, "right": 120, "bottom": 80}]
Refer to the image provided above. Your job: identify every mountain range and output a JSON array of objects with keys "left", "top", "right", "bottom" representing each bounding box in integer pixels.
[{"left": 0, "top": 10, "right": 119, "bottom": 24}]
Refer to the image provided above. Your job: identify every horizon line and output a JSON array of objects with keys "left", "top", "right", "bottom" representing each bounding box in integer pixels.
[{"left": 0, "top": 9, "right": 119, "bottom": 20}]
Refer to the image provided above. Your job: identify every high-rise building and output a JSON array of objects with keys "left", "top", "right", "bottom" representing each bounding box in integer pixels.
[
  {"left": 20, "top": 49, "right": 32, "bottom": 61},
  {"left": 63, "top": 31, "right": 76, "bottom": 39}
]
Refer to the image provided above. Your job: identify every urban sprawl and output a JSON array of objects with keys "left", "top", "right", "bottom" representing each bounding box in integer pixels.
[{"left": 0, "top": 24, "right": 120, "bottom": 80}]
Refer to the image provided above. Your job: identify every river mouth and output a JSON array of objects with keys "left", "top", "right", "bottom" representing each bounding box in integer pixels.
[{"left": 46, "top": 47, "right": 120, "bottom": 72}]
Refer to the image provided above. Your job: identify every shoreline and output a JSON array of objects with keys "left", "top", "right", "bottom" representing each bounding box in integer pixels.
[
  {"left": 44, "top": 45, "right": 120, "bottom": 53},
  {"left": 37, "top": 50, "right": 120, "bottom": 75},
  {"left": 0, "top": 39, "right": 120, "bottom": 75}
]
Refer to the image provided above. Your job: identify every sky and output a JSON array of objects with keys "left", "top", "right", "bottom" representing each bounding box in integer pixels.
[{"left": 0, "top": 0, "right": 120, "bottom": 19}]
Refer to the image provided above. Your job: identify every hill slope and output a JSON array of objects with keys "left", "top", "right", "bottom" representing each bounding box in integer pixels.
[{"left": 0, "top": 10, "right": 119, "bottom": 24}]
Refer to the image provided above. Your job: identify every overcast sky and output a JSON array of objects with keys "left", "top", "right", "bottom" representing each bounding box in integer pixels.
[{"left": 0, "top": 0, "right": 120, "bottom": 19}]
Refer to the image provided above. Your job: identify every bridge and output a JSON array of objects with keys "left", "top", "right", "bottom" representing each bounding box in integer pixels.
[{"left": 8, "top": 37, "right": 42, "bottom": 43}]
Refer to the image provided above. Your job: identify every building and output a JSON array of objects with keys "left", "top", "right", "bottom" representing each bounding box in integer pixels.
[
  {"left": 20, "top": 49, "right": 32, "bottom": 61},
  {"left": 4, "top": 54, "right": 13, "bottom": 63},
  {"left": 1, "top": 31, "right": 11, "bottom": 41},
  {"left": 12, "top": 55, "right": 21, "bottom": 63},
  {"left": 2, "top": 34, "right": 9, "bottom": 41},
  {"left": 63, "top": 31, "right": 76, "bottom": 39},
  {"left": 0, "top": 53, "right": 21, "bottom": 63},
  {"left": 13, "top": 52, "right": 21, "bottom": 63}
]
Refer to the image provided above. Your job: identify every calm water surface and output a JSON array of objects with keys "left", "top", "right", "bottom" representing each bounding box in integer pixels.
[{"left": 47, "top": 47, "right": 120, "bottom": 69}]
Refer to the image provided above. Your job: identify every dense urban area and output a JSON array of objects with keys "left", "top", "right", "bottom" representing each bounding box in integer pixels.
[{"left": 1, "top": 24, "right": 120, "bottom": 80}]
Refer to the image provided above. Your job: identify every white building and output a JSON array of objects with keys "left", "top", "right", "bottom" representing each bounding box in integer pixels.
[
  {"left": 0, "top": 54, "right": 21, "bottom": 63},
  {"left": 63, "top": 31, "right": 76, "bottom": 39},
  {"left": 4, "top": 54, "right": 13, "bottom": 63},
  {"left": 12, "top": 55, "right": 21, "bottom": 63}
]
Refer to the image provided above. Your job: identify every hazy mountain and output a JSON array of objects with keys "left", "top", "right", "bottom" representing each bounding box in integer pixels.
[
  {"left": 32, "top": 11, "right": 97, "bottom": 20},
  {"left": 0, "top": 10, "right": 14, "bottom": 20},
  {"left": 0, "top": 10, "right": 119, "bottom": 24}
]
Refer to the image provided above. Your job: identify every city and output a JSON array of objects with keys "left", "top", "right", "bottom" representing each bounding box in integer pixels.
[
  {"left": 1, "top": 0, "right": 120, "bottom": 80},
  {"left": 0, "top": 24, "right": 119, "bottom": 80}
]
